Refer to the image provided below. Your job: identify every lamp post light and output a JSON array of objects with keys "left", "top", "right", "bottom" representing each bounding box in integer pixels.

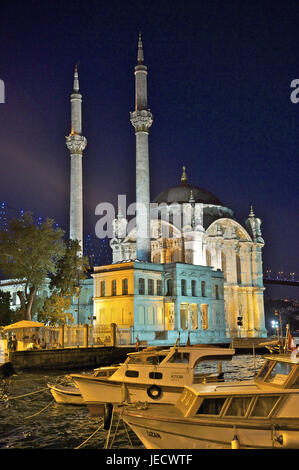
[{"left": 271, "top": 319, "right": 279, "bottom": 330}]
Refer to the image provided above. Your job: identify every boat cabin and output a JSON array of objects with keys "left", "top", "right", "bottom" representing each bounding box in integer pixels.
[
  {"left": 93, "top": 365, "right": 120, "bottom": 378},
  {"left": 109, "top": 346, "right": 235, "bottom": 386},
  {"left": 175, "top": 354, "right": 299, "bottom": 422}
]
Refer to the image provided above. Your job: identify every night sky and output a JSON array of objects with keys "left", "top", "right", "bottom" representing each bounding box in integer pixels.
[{"left": 0, "top": 0, "right": 298, "bottom": 298}]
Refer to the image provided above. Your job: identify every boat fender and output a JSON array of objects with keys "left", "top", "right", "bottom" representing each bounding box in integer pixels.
[
  {"left": 103, "top": 403, "right": 113, "bottom": 430},
  {"left": 231, "top": 435, "right": 240, "bottom": 449},
  {"left": 147, "top": 385, "right": 162, "bottom": 400},
  {"left": 276, "top": 432, "right": 299, "bottom": 448}
]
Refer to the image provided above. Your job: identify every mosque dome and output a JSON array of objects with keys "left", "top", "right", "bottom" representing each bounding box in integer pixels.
[{"left": 153, "top": 166, "right": 222, "bottom": 206}]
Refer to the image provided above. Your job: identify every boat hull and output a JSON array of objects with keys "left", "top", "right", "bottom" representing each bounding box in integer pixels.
[
  {"left": 48, "top": 384, "right": 85, "bottom": 406},
  {"left": 71, "top": 376, "right": 182, "bottom": 417},
  {"left": 119, "top": 408, "right": 299, "bottom": 449}
]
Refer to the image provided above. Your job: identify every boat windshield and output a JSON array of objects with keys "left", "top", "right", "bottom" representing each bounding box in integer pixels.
[
  {"left": 264, "top": 361, "right": 294, "bottom": 385},
  {"left": 146, "top": 354, "right": 168, "bottom": 364},
  {"left": 167, "top": 352, "right": 190, "bottom": 363},
  {"left": 256, "top": 360, "right": 275, "bottom": 380},
  {"left": 126, "top": 355, "right": 143, "bottom": 364},
  {"left": 126, "top": 353, "right": 167, "bottom": 365}
]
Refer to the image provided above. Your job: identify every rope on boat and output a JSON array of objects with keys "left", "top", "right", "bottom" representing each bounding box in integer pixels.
[
  {"left": 122, "top": 418, "right": 134, "bottom": 448},
  {"left": 7, "top": 387, "right": 50, "bottom": 400},
  {"left": 104, "top": 408, "right": 134, "bottom": 449},
  {"left": 74, "top": 422, "right": 104, "bottom": 449},
  {"left": 104, "top": 407, "right": 116, "bottom": 449},
  {"left": 24, "top": 399, "right": 55, "bottom": 419}
]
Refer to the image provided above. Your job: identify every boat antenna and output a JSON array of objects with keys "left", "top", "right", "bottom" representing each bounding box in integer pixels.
[{"left": 284, "top": 323, "right": 290, "bottom": 353}]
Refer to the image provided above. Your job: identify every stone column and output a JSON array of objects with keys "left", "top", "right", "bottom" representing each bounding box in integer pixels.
[
  {"left": 66, "top": 135, "right": 87, "bottom": 252},
  {"left": 183, "top": 231, "right": 204, "bottom": 265},
  {"left": 130, "top": 34, "right": 153, "bottom": 262},
  {"left": 65, "top": 66, "right": 87, "bottom": 253}
]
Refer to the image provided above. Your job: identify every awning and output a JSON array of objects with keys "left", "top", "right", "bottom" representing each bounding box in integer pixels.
[{"left": 3, "top": 320, "right": 45, "bottom": 330}]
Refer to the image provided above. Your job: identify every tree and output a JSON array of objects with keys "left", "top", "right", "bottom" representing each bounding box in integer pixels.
[
  {"left": 0, "top": 212, "right": 65, "bottom": 321},
  {"left": 0, "top": 291, "right": 13, "bottom": 326},
  {"left": 37, "top": 293, "right": 74, "bottom": 325},
  {"left": 49, "top": 239, "right": 90, "bottom": 296},
  {"left": 37, "top": 239, "right": 90, "bottom": 325}
]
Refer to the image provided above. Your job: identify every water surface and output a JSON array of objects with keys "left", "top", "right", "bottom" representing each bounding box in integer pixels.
[{"left": 0, "top": 354, "right": 265, "bottom": 449}]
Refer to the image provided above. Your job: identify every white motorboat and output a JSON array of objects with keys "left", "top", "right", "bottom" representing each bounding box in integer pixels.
[
  {"left": 48, "top": 365, "right": 120, "bottom": 406},
  {"left": 115, "top": 352, "right": 299, "bottom": 449},
  {"left": 71, "top": 345, "right": 235, "bottom": 418},
  {"left": 48, "top": 382, "right": 84, "bottom": 405}
]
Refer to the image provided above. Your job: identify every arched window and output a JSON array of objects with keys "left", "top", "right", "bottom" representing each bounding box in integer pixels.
[
  {"left": 215, "top": 284, "right": 219, "bottom": 300},
  {"left": 200, "top": 304, "right": 209, "bottom": 330},
  {"left": 166, "top": 279, "right": 173, "bottom": 296},
  {"left": 180, "top": 304, "right": 188, "bottom": 330},
  {"left": 181, "top": 279, "right": 186, "bottom": 296},
  {"left": 157, "top": 307, "right": 163, "bottom": 325},
  {"left": 236, "top": 254, "right": 242, "bottom": 284},
  {"left": 100, "top": 280, "right": 105, "bottom": 297},
  {"left": 191, "top": 280, "right": 197, "bottom": 297},
  {"left": 191, "top": 304, "right": 198, "bottom": 330},
  {"left": 185, "top": 249, "right": 193, "bottom": 264},
  {"left": 148, "top": 279, "right": 154, "bottom": 295},
  {"left": 122, "top": 278, "right": 128, "bottom": 295},
  {"left": 221, "top": 252, "right": 227, "bottom": 281},
  {"left": 157, "top": 280, "right": 163, "bottom": 296},
  {"left": 138, "top": 278, "right": 145, "bottom": 295},
  {"left": 201, "top": 281, "right": 206, "bottom": 297},
  {"left": 171, "top": 249, "right": 180, "bottom": 262},
  {"left": 206, "top": 250, "right": 211, "bottom": 267},
  {"left": 111, "top": 280, "right": 117, "bottom": 296},
  {"left": 148, "top": 306, "right": 154, "bottom": 325},
  {"left": 138, "top": 306, "right": 145, "bottom": 324}
]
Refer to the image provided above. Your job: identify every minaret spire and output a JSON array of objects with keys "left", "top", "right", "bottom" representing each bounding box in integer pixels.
[
  {"left": 65, "top": 65, "right": 87, "bottom": 253},
  {"left": 73, "top": 63, "right": 79, "bottom": 92},
  {"left": 181, "top": 166, "right": 187, "bottom": 183},
  {"left": 130, "top": 34, "right": 153, "bottom": 261},
  {"left": 137, "top": 32, "right": 144, "bottom": 64}
]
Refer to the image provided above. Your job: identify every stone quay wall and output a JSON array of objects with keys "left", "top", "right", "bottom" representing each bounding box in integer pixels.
[{"left": 8, "top": 346, "right": 134, "bottom": 371}]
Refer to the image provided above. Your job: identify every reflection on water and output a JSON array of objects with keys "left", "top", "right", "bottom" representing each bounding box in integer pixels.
[{"left": 0, "top": 355, "right": 265, "bottom": 449}]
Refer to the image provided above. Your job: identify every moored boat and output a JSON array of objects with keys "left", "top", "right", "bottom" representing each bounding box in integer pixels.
[
  {"left": 114, "top": 351, "right": 299, "bottom": 449},
  {"left": 70, "top": 345, "right": 235, "bottom": 417},
  {"left": 48, "top": 382, "right": 84, "bottom": 405},
  {"left": 48, "top": 364, "right": 120, "bottom": 406}
]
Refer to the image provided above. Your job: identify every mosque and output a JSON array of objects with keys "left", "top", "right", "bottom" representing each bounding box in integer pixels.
[
  {"left": 65, "top": 34, "right": 266, "bottom": 345},
  {"left": 1, "top": 35, "right": 267, "bottom": 345}
]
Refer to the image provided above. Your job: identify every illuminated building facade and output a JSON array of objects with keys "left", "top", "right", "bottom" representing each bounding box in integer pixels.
[
  {"left": 93, "top": 261, "right": 226, "bottom": 344},
  {"left": 105, "top": 35, "right": 267, "bottom": 342}
]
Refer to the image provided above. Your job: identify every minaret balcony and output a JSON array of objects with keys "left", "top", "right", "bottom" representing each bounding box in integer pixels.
[
  {"left": 130, "top": 109, "right": 153, "bottom": 132},
  {"left": 65, "top": 134, "right": 87, "bottom": 154}
]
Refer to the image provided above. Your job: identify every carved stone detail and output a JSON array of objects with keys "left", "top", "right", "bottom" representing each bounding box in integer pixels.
[
  {"left": 130, "top": 109, "right": 153, "bottom": 132},
  {"left": 65, "top": 134, "right": 87, "bottom": 154}
]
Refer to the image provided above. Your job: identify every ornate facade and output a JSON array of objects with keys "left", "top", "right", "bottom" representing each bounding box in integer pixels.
[
  {"left": 107, "top": 35, "right": 267, "bottom": 340},
  {"left": 93, "top": 261, "right": 227, "bottom": 345},
  {"left": 110, "top": 171, "right": 267, "bottom": 339}
]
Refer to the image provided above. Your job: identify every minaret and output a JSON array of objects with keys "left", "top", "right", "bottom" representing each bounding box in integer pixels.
[
  {"left": 130, "top": 33, "right": 153, "bottom": 261},
  {"left": 65, "top": 65, "right": 87, "bottom": 253}
]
